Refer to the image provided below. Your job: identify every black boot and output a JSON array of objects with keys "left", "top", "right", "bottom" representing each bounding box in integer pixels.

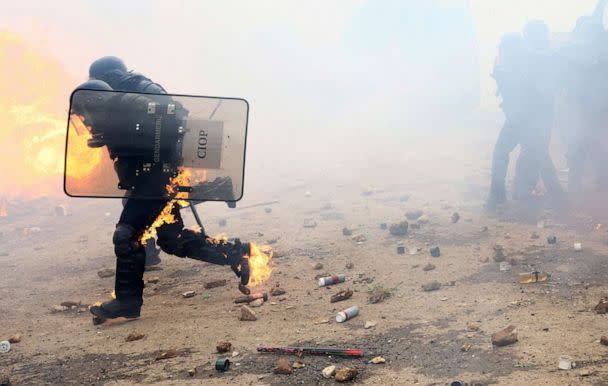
[{"left": 90, "top": 298, "right": 142, "bottom": 319}]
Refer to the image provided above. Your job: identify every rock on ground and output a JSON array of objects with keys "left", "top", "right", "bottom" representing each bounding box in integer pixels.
[{"left": 491, "top": 325, "right": 518, "bottom": 347}]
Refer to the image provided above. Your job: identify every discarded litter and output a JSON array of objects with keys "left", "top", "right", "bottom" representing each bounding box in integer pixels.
[
  {"left": 547, "top": 235, "right": 557, "bottom": 244},
  {"left": 215, "top": 358, "right": 231, "bottom": 372},
  {"left": 336, "top": 306, "right": 359, "bottom": 323},
  {"left": 558, "top": 356, "right": 575, "bottom": 370},
  {"left": 389, "top": 221, "right": 409, "bottom": 236},
  {"left": 396, "top": 246, "right": 406, "bottom": 255},
  {"left": 518, "top": 271, "right": 551, "bottom": 284},
  {"left": 318, "top": 274, "right": 346, "bottom": 287},
  {"left": 430, "top": 246, "right": 441, "bottom": 257},
  {"left": 0, "top": 341, "right": 10, "bottom": 354}
]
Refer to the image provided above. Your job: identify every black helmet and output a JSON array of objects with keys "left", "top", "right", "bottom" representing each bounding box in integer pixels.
[
  {"left": 71, "top": 80, "right": 113, "bottom": 131},
  {"left": 523, "top": 20, "right": 550, "bottom": 50},
  {"left": 89, "top": 56, "right": 127, "bottom": 79},
  {"left": 75, "top": 79, "right": 113, "bottom": 91}
]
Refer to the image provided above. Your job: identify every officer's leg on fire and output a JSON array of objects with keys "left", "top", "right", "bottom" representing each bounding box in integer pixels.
[
  {"left": 487, "top": 118, "right": 520, "bottom": 209},
  {"left": 155, "top": 203, "right": 250, "bottom": 285}
]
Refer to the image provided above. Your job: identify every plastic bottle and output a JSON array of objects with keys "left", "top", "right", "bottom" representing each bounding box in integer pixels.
[{"left": 518, "top": 271, "right": 551, "bottom": 284}]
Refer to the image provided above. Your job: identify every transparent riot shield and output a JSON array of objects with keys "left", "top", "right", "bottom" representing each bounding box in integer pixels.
[{"left": 64, "top": 89, "right": 248, "bottom": 201}]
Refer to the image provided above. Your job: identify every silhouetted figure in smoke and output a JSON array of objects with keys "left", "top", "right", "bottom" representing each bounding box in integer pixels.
[
  {"left": 486, "top": 22, "right": 564, "bottom": 212},
  {"left": 75, "top": 57, "right": 251, "bottom": 321}
]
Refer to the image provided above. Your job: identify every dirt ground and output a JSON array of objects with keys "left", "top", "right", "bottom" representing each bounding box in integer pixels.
[{"left": 1, "top": 137, "right": 608, "bottom": 386}]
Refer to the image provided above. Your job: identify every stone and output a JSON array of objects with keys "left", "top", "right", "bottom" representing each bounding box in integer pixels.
[
  {"left": 491, "top": 325, "right": 518, "bottom": 347},
  {"left": 461, "top": 343, "right": 472, "bottom": 352},
  {"left": 493, "top": 245, "right": 506, "bottom": 262},
  {"left": 155, "top": 348, "right": 178, "bottom": 360},
  {"left": 479, "top": 256, "right": 489, "bottom": 263},
  {"left": 389, "top": 221, "right": 409, "bottom": 236},
  {"left": 146, "top": 276, "right": 160, "bottom": 284},
  {"left": 600, "top": 336, "right": 608, "bottom": 346},
  {"left": 182, "top": 291, "right": 196, "bottom": 298},
  {"left": 97, "top": 268, "right": 115, "bottom": 278},
  {"left": 50, "top": 305, "right": 67, "bottom": 313},
  {"left": 204, "top": 279, "right": 226, "bottom": 289},
  {"left": 429, "top": 246, "right": 440, "bottom": 257},
  {"left": 249, "top": 298, "right": 264, "bottom": 307},
  {"left": 451, "top": 212, "right": 460, "bottom": 223},
  {"left": 8, "top": 334, "right": 21, "bottom": 344},
  {"left": 60, "top": 300, "right": 80, "bottom": 308},
  {"left": 405, "top": 210, "right": 423, "bottom": 220},
  {"left": 422, "top": 263, "right": 436, "bottom": 271},
  {"left": 125, "top": 332, "right": 145, "bottom": 342},
  {"left": 188, "top": 367, "right": 197, "bottom": 377},
  {"left": 216, "top": 341, "right": 232, "bottom": 353},
  {"left": 364, "top": 321, "right": 377, "bottom": 329},
  {"left": 335, "top": 367, "right": 358, "bottom": 382},
  {"left": 313, "top": 262, "right": 323, "bottom": 270},
  {"left": 273, "top": 358, "right": 292, "bottom": 374},
  {"left": 595, "top": 298, "right": 608, "bottom": 314},
  {"left": 322, "top": 365, "right": 336, "bottom": 379},
  {"left": 342, "top": 228, "right": 353, "bottom": 236},
  {"left": 330, "top": 289, "right": 353, "bottom": 303},
  {"left": 270, "top": 287, "right": 286, "bottom": 297},
  {"left": 369, "top": 356, "right": 385, "bottom": 364},
  {"left": 292, "top": 360, "right": 305, "bottom": 369},
  {"left": 421, "top": 281, "right": 441, "bottom": 292},
  {"left": 240, "top": 305, "right": 257, "bottom": 321}
]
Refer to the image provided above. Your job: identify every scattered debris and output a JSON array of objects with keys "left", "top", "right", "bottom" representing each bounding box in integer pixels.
[
  {"left": 7, "top": 334, "right": 21, "bottom": 344},
  {"left": 451, "top": 212, "right": 460, "bottom": 223},
  {"left": 595, "top": 298, "right": 608, "bottom": 314},
  {"left": 216, "top": 341, "right": 232, "bottom": 353},
  {"left": 330, "top": 289, "right": 353, "bottom": 303},
  {"left": 423, "top": 263, "right": 436, "bottom": 271},
  {"left": 60, "top": 300, "right": 80, "bottom": 308},
  {"left": 240, "top": 305, "right": 257, "bottom": 321},
  {"left": 215, "top": 358, "right": 230, "bottom": 372},
  {"left": 405, "top": 210, "right": 423, "bottom": 221},
  {"left": 335, "top": 367, "right": 358, "bottom": 382},
  {"left": 292, "top": 360, "right": 305, "bottom": 369},
  {"left": 125, "top": 332, "right": 145, "bottom": 342},
  {"left": 430, "top": 246, "right": 441, "bottom": 257},
  {"left": 461, "top": 343, "right": 473, "bottom": 352},
  {"left": 0, "top": 341, "right": 10, "bottom": 354},
  {"left": 364, "top": 320, "right": 377, "bottom": 329},
  {"left": 235, "top": 292, "right": 268, "bottom": 304},
  {"left": 422, "top": 281, "right": 441, "bottom": 292},
  {"left": 547, "top": 235, "right": 557, "bottom": 244},
  {"left": 389, "top": 221, "right": 409, "bottom": 236},
  {"left": 313, "top": 262, "right": 324, "bottom": 270},
  {"left": 204, "top": 279, "right": 227, "bottom": 289},
  {"left": 491, "top": 325, "right": 518, "bottom": 347},
  {"left": 369, "top": 356, "right": 385, "bottom": 364},
  {"left": 600, "top": 336, "right": 608, "bottom": 346},
  {"left": 187, "top": 367, "right": 197, "bottom": 377},
  {"left": 322, "top": 365, "right": 336, "bottom": 379},
  {"left": 574, "top": 242, "right": 582, "bottom": 252},
  {"left": 270, "top": 286, "right": 286, "bottom": 297},
  {"left": 352, "top": 234, "right": 367, "bottom": 243},
  {"left": 182, "top": 290, "right": 196, "bottom": 298},
  {"left": 336, "top": 306, "right": 359, "bottom": 323},
  {"left": 342, "top": 228, "right": 353, "bottom": 236},
  {"left": 273, "top": 358, "right": 292, "bottom": 374},
  {"left": 155, "top": 348, "right": 178, "bottom": 360},
  {"left": 146, "top": 276, "right": 160, "bottom": 284},
  {"left": 558, "top": 356, "right": 574, "bottom": 370},
  {"left": 97, "top": 268, "right": 115, "bottom": 278},
  {"left": 493, "top": 245, "right": 506, "bottom": 262},
  {"left": 368, "top": 284, "right": 392, "bottom": 303},
  {"left": 303, "top": 219, "right": 317, "bottom": 228},
  {"left": 345, "top": 262, "right": 354, "bottom": 269},
  {"left": 318, "top": 274, "right": 346, "bottom": 287},
  {"left": 396, "top": 246, "right": 406, "bottom": 255}
]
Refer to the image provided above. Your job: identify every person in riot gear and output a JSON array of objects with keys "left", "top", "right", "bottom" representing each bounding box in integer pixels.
[{"left": 75, "top": 57, "right": 252, "bottom": 321}]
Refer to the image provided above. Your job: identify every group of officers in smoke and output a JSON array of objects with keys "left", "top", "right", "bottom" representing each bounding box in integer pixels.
[{"left": 487, "top": 5, "right": 608, "bottom": 211}]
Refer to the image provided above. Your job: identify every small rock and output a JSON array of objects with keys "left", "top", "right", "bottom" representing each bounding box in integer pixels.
[
  {"left": 125, "top": 332, "right": 145, "bottom": 342},
  {"left": 182, "top": 290, "right": 196, "bottom": 298},
  {"left": 396, "top": 246, "right": 406, "bottom": 255},
  {"left": 322, "top": 365, "right": 336, "bottom": 379},
  {"left": 451, "top": 212, "right": 460, "bottom": 223},
  {"left": 155, "top": 348, "right": 178, "bottom": 360},
  {"left": 273, "top": 358, "right": 292, "bottom": 374},
  {"left": 422, "top": 281, "right": 441, "bottom": 292},
  {"left": 60, "top": 300, "right": 80, "bottom": 308},
  {"left": 97, "top": 268, "right": 115, "bottom": 278},
  {"left": 204, "top": 279, "right": 227, "bottom": 289},
  {"left": 466, "top": 322, "right": 481, "bottom": 331},
  {"left": 303, "top": 219, "right": 317, "bottom": 228},
  {"left": 417, "top": 214, "right": 430, "bottom": 224},
  {"left": 314, "top": 318, "right": 330, "bottom": 325},
  {"left": 330, "top": 289, "right": 353, "bottom": 303},
  {"left": 249, "top": 298, "right": 264, "bottom": 307},
  {"left": 493, "top": 245, "right": 506, "bottom": 262},
  {"left": 292, "top": 360, "right": 305, "bottom": 369},
  {"left": 595, "top": 298, "right": 608, "bottom": 314},
  {"left": 429, "top": 246, "right": 440, "bottom": 257},
  {"left": 479, "top": 256, "right": 489, "bottom": 263},
  {"left": 600, "top": 336, "right": 608, "bottom": 346},
  {"left": 422, "top": 263, "right": 436, "bottom": 271},
  {"left": 369, "top": 356, "right": 385, "bottom": 364},
  {"left": 389, "top": 221, "right": 409, "bottom": 236},
  {"left": 232, "top": 351, "right": 240, "bottom": 357},
  {"left": 491, "top": 325, "right": 518, "bottom": 347},
  {"left": 579, "top": 369, "right": 595, "bottom": 377},
  {"left": 8, "top": 334, "right": 21, "bottom": 344},
  {"left": 352, "top": 234, "right": 366, "bottom": 243},
  {"left": 313, "top": 262, "right": 324, "bottom": 270},
  {"left": 342, "top": 228, "right": 353, "bottom": 236},
  {"left": 405, "top": 210, "right": 423, "bottom": 220},
  {"left": 547, "top": 235, "right": 557, "bottom": 244},
  {"left": 335, "top": 367, "right": 358, "bottom": 382},
  {"left": 364, "top": 321, "right": 377, "bottom": 329},
  {"left": 50, "top": 305, "right": 67, "bottom": 313},
  {"left": 270, "top": 287, "right": 286, "bottom": 297},
  {"left": 461, "top": 343, "right": 473, "bottom": 352},
  {"left": 146, "top": 276, "right": 160, "bottom": 284},
  {"left": 240, "top": 305, "right": 257, "bottom": 321},
  {"left": 187, "top": 367, "right": 197, "bottom": 377},
  {"left": 216, "top": 341, "right": 232, "bottom": 353},
  {"left": 345, "top": 262, "right": 354, "bottom": 269}
]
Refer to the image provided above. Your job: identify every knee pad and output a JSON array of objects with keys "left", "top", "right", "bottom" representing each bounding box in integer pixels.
[{"left": 113, "top": 224, "right": 140, "bottom": 257}]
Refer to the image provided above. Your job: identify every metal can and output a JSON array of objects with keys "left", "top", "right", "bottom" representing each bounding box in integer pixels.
[
  {"left": 396, "top": 246, "right": 406, "bottom": 255},
  {"left": 0, "top": 341, "right": 10, "bottom": 354},
  {"left": 318, "top": 274, "right": 346, "bottom": 287},
  {"left": 336, "top": 306, "right": 359, "bottom": 323},
  {"left": 215, "top": 358, "right": 230, "bottom": 372},
  {"left": 430, "top": 246, "right": 441, "bottom": 257}
]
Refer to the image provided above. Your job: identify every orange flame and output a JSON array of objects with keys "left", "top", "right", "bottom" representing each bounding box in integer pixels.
[
  {"left": 248, "top": 243, "right": 273, "bottom": 287},
  {"left": 65, "top": 114, "right": 104, "bottom": 179}
]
